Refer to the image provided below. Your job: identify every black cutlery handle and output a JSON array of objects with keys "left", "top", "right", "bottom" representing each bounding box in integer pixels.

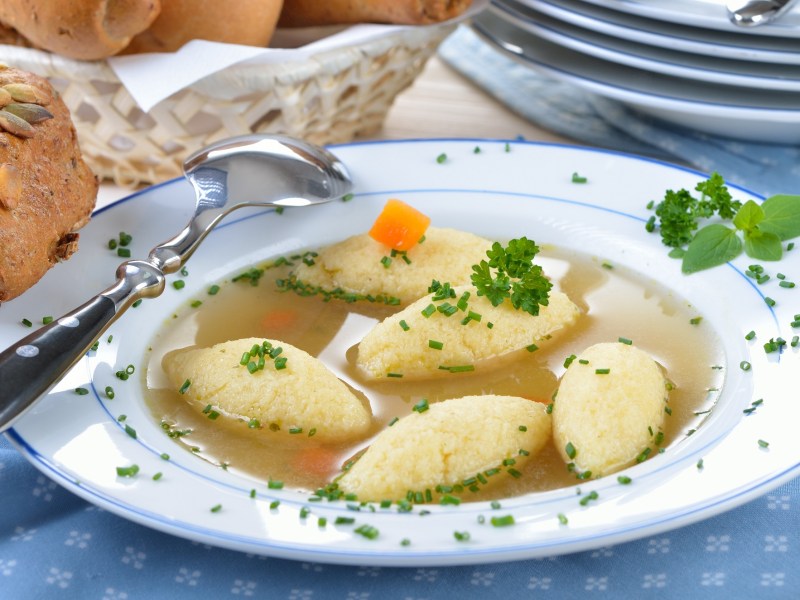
[{"left": 0, "top": 260, "right": 165, "bottom": 431}]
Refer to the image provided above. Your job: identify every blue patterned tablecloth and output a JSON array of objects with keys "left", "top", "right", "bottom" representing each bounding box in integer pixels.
[
  {"left": 4, "top": 25, "right": 800, "bottom": 600},
  {"left": 2, "top": 436, "right": 799, "bottom": 599}
]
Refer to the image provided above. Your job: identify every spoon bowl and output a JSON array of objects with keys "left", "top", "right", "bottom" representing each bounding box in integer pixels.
[{"left": 0, "top": 134, "right": 353, "bottom": 431}]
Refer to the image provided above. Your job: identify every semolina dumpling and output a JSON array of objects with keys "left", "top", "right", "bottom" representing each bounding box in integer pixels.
[
  {"left": 337, "top": 395, "right": 552, "bottom": 502},
  {"left": 292, "top": 226, "right": 492, "bottom": 304},
  {"left": 162, "top": 337, "right": 371, "bottom": 442},
  {"left": 356, "top": 286, "right": 580, "bottom": 380},
  {"left": 552, "top": 342, "right": 668, "bottom": 477}
]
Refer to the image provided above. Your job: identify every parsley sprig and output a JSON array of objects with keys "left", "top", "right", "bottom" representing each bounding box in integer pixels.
[
  {"left": 647, "top": 172, "right": 800, "bottom": 274},
  {"left": 470, "top": 238, "right": 552, "bottom": 315}
]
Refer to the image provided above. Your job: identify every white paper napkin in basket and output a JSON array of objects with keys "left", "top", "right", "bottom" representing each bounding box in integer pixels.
[{"left": 108, "top": 0, "right": 489, "bottom": 113}]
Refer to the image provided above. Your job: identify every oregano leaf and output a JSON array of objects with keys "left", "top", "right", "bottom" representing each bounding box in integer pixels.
[
  {"left": 759, "top": 194, "right": 800, "bottom": 241},
  {"left": 732, "top": 200, "right": 764, "bottom": 232},
  {"left": 744, "top": 229, "right": 782, "bottom": 261},
  {"left": 682, "top": 224, "right": 742, "bottom": 274}
]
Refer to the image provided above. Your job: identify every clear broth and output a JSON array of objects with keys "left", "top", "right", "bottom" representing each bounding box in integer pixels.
[{"left": 144, "top": 246, "right": 723, "bottom": 500}]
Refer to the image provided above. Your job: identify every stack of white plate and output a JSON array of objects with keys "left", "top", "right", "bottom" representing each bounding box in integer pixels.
[{"left": 471, "top": 0, "right": 800, "bottom": 143}]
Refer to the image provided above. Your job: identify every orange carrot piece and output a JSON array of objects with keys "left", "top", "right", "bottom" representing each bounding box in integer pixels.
[
  {"left": 293, "top": 446, "right": 341, "bottom": 479},
  {"left": 261, "top": 309, "right": 297, "bottom": 333},
  {"left": 368, "top": 199, "right": 431, "bottom": 251}
]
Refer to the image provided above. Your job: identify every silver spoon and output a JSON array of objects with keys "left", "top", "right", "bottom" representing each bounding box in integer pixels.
[
  {"left": 0, "top": 134, "right": 352, "bottom": 431},
  {"left": 727, "top": 0, "right": 798, "bottom": 26}
]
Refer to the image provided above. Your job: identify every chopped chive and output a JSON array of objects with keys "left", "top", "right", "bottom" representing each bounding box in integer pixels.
[
  {"left": 439, "top": 364, "right": 475, "bottom": 373},
  {"left": 565, "top": 442, "right": 577, "bottom": 460},
  {"left": 558, "top": 513, "right": 568, "bottom": 525},
  {"left": 780, "top": 281, "right": 796, "bottom": 288},
  {"left": 388, "top": 417, "right": 399, "bottom": 427},
  {"left": 758, "top": 439, "right": 770, "bottom": 448},
  {"left": 436, "top": 153, "right": 447, "bottom": 164},
  {"left": 740, "top": 361, "right": 752, "bottom": 371},
  {"left": 595, "top": 368, "right": 611, "bottom": 375},
  {"left": 563, "top": 354, "right": 577, "bottom": 368},
  {"left": 421, "top": 304, "right": 436, "bottom": 318},
  {"left": 269, "top": 500, "right": 280, "bottom": 509},
  {"left": 380, "top": 256, "right": 392, "bottom": 269},
  {"left": 765, "top": 297, "right": 776, "bottom": 307},
  {"left": 172, "top": 280, "right": 185, "bottom": 290},
  {"left": 116, "top": 464, "right": 139, "bottom": 477},
  {"left": 152, "top": 472, "right": 163, "bottom": 481},
  {"left": 526, "top": 343, "right": 539, "bottom": 352},
  {"left": 386, "top": 372, "right": 403, "bottom": 378},
  {"left": 507, "top": 468, "right": 522, "bottom": 478},
  {"left": 74, "top": 387, "right": 89, "bottom": 396},
  {"left": 453, "top": 531, "right": 470, "bottom": 541},
  {"left": 289, "top": 427, "right": 303, "bottom": 435},
  {"left": 618, "top": 337, "right": 632, "bottom": 345},
  {"left": 579, "top": 491, "right": 599, "bottom": 506},
  {"left": 21, "top": 318, "right": 32, "bottom": 327},
  {"left": 490, "top": 515, "right": 515, "bottom": 527},
  {"left": 299, "top": 506, "right": 310, "bottom": 519},
  {"left": 178, "top": 379, "right": 191, "bottom": 394},
  {"left": 268, "top": 479, "right": 284, "bottom": 489},
  {"left": 689, "top": 317, "right": 702, "bottom": 325},
  {"left": 617, "top": 475, "right": 632, "bottom": 485},
  {"left": 518, "top": 425, "right": 528, "bottom": 432},
  {"left": 124, "top": 424, "right": 137, "bottom": 439},
  {"left": 210, "top": 504, "right": 222, "bottom": 513},
  {"left": 745, "top": 330, "right": 756, "bottom": 340},
  {"left": 208, "top": 285, "right": 220, "bottom": 295},
  {"left": 104, "top": 386, "right": 115, "bottom": 399},
  {"left": 335, "top": 516, "right": 355, "bottom": 525},
  {"left": 412, "top": 398, "right": 430, "bottom": 413},
  {"left": 571, "top": 172, "right": 588, "bottom": 184},
  {"left": 399, "top": 320, "right": 410, "bottom": 331},
  {"left": 354, "top": 524, "right": 379, "bottom": 539},
  {"left": 117, "top": 248, "right": 131, "bottom": 258},
  {"left": 697, "top": 458, "right": 704, "bottom": 470},
  {"left": 428, "top": 340, "right": 444, "bottom": 350}
]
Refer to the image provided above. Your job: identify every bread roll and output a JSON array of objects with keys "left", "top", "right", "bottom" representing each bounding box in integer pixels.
[
  {"left": 0, "top": 0, "right": 161, "bottom": 60},
  {"left": 279, "top": 0, "right": 472, "bottom": 26},
  {"left": 124, "top": 0, "right": 284, "bottom": 53},
  {"left": 0, "top": 66, "right": 98, "bottom": 303}
]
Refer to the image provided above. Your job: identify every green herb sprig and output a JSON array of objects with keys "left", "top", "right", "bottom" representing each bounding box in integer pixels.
[
  {"left": 470, "top": 238, "right": 552, "bottom": 315},
  {"left": 646, "top": 172, "right": 800, "bottom": 274}
]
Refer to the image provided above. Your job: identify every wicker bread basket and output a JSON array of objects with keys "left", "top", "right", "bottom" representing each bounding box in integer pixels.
[{"left": 1, "top": 24, "right": 455, "bottom": 186}]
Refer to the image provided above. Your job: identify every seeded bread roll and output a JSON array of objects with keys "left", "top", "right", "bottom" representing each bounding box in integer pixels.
[
  {"left": 124, "top": 0, "right": 284, "bottom": 53},
  {"left": 0, "top": 0, "right": 161, "bottom": 60},
  {"left": 0, "top": 66, "right": 98, "bottom": 303},
  {"left": 279, "top": 0, "right": 472, "bottom": 26}
]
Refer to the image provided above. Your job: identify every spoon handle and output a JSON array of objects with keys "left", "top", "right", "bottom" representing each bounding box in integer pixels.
[{"left": 0, "top": 260, "right": 164, "bottom": 432}]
